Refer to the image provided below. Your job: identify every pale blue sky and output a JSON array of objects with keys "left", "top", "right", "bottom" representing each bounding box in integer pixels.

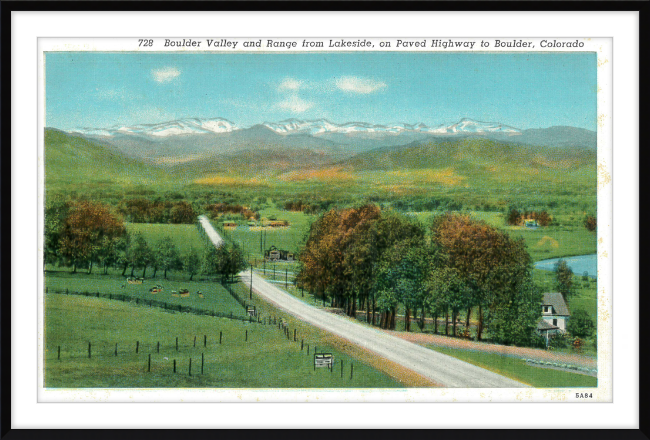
[{"left": 46, "top": 52, "right": 597, "bottom": 131}]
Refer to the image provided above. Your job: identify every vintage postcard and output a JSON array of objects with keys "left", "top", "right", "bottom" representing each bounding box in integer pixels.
[{"left": 37, "top": 36, "right": 612, "bottom": 402}]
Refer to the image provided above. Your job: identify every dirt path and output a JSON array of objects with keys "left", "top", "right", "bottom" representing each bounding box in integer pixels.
[{"left": 387, "top": 331, "right": 597, "bottom": 369}]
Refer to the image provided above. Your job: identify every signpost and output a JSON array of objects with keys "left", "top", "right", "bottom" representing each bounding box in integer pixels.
[{"left": 313, "top": 352, "right": 334, "bottom": 370}]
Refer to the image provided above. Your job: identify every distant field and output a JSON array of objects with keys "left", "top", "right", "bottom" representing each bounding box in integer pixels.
[
  {"left": 215, "top": 207, "right": 314, "bottom": 260},
  {"left": 507, "top": 227, "right": 597, "bottom": 262},
  {"left": 430, "top": 346, "right": 597, "bottom": 388},
  {"left": 44, "top": 293, "right": 403, "bottom": 388},
  {"left": 45, "top": 271, "right": 246, "bottom": 318},
  {"left": 125, "top": 223, "right": 208, "bottom": 254}
]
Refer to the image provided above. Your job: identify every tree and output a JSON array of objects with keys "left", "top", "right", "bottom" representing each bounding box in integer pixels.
[
  {"left": 183, "top": 247, "right": 201, "bottom": 281},
  {"left": 129, "top": 233, "right": 153, "bottom": 278},
  {"left": 554, "top": 259, "right": 575, "bottom": 300},
  {"left": 58, "top": 201, "right": 126, "bottom": 273},
  {"left": 428, "top": 268, "right": 472, "bottom": 337},
  {"left": 170, "top": 201, "right": 197, "bottom": 224},
  {"left": 155, "top": 236, "right": 181, "bottom": 279},
  {"left": 584, "top": 215, "right": 597, "bottom": 232},
  {"left": 568, "top": 310, "right": 595, "bottom": 338},
  {"left": 44, "top": 198, "right": 72, "bottom": 267},
  {"left": 487, "top": 282, "right": 545, "bottom": 347},
  {"left": 430, "top": 213, "right": 532, "bottom": 341},
  {"left": 506, "top": 208, "right": 521, "bottom": 226}
]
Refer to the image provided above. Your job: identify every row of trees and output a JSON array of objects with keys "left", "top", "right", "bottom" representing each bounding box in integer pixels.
[
  {"left": 296, "top": 205, "right": 543, "bottom": 346},
  {"left": 117, "top": 199, "right": 197, "bottom": 224},
  {"left": 45, "top": 200, "right": 247, "bottom": 281},
  {"left": 506, "top": 208, "right": 553, "bottom": 226}
]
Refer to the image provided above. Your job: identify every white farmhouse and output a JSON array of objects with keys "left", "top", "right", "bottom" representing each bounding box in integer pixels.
[{"left": 537, "top": 292, "right": 571, "bottom": 345}]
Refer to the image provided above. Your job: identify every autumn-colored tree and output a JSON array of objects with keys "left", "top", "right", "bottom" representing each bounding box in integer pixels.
[
  {"left": 534, "top": 210, "right": 552, "bottom": 227},
  {"left": 584, "top": 215, "right": 597, "bottom": 232},
  {"left": 430, "top": 213, "right": 532, "bottom": 340},
  {"left": 58, "top": 201, "right": 126, "bottom": 273},
  {"left": 170, "top": 201, "right": 196, "bottom": 224}
]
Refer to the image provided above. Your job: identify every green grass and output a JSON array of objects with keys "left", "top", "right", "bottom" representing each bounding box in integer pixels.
[
  {"left": 430, "top": 346, "right": 597, "bottom": 388},
  {"left": 125, "top": 222, "right": 209, "bottom": 254},
  {"left": 507, "top": 226, "right": 597, "bottom": 262},
  {"left": 45, "top": 271, "right": 247, "bottom": 318},
  {"left": 44, "top": 293, "right": 403, "bottom": 388}
]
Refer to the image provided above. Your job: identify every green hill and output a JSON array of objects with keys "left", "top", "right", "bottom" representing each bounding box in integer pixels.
[{"left": 44, "top": 129, "right": 172, "bottom": 189}]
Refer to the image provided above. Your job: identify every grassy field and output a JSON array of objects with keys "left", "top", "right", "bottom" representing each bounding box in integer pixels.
[
  {"left": 125, "top": 223, "right": 209, "bottom": 254},
  {"left": 430, "top": 346, "right": 597, "bottom": 388},
  {"left": 44, "top": 293, "right": 404, "bottom": 388},
  {"left": 215, "top": 207, "right": 314, "bottom": 261},
  {"left": 45, "top": 271, "right": 247, "bottom": 318}
]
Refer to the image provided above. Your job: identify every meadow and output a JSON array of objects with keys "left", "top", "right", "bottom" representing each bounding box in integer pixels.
[
  {"left": 45, "top": 271, "right": 247, "bottom": 318},
  {"left": 125, "top": 222, "right": 209, "bottom": 254},
  {"left": 44, "top": 294, "right": 404, "bottom": 388}
]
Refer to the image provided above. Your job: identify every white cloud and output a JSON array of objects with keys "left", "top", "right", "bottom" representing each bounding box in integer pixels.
[
  {"left": 335, "top": 76, "right": 386, "bottom": 94},
  {"left": 275, "top": 95, "right": 314, "bottom": 113},
  {"left": 278, "top": 77, "right": 304, "bottom": 92},
  {"left": 152, "top": 67, "right": 181, "bottom": 83}
]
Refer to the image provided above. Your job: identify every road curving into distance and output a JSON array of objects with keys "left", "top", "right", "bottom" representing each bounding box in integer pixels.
[{"left": 198, "top": 215, "right": 529, "bottom": 388}]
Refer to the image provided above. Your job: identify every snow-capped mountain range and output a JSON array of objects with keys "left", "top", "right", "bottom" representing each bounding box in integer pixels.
[{"left": 68, "top": 117, "right": 521, "bottom": 139}]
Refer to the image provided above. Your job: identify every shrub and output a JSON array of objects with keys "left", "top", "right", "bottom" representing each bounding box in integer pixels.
[{"left": 568, "top": 310, "right": 595, "bottom": 338}]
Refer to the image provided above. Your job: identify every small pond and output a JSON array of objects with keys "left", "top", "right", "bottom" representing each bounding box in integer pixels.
[{"left": 534, "top": 254, "right": 598, "bottom": 278}]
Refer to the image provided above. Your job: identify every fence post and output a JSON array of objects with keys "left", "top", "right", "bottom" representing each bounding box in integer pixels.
[
  {"left": 157, "top": 342, "right": 160, "bottom": 353},
  {"left": 294, "top": 329, "right": 296, "bottom": 342},
  {"left": 88, "top": 342, "right": 91, "bottom": 358},
  {"left": 201, "top": 353, "right": 204, "bottom": 375},
  {"left": 204, "top": 335, "right": 207, "bottom": 348},
  {"left": 136, "top": 341, "right": 139, "bottom": 354},
  {"left": 350, "top": 363, "right": 354, "bottom": 380},
  {"left": 176, "top": 337, "right": 179, "bottom": 351},
  {"left": 220, "top": 331, "right": 222, "bottom": 344},
  {"left": 173, "top": 359, "right": 176, "bottom": 373},
  {"left": 58, "top": 346, "right": 60, "bottom": 360},
  {"left": 307, "top": 344, "right": 309, "bottom": 355},
  {"left": 115, "top": 343, "right": 118, "bottom": 356},
  {"left": 194, "top": 336, "right": 196, "bottom": 348},
  {"left": 148, "top": 354, "right": 151, "bottom": 372},
  {"left": 301, "top": 340, "right": 304, "bottom": 351},
  {"left": 245, "top": 330, "right": 248, "bottom": 342},
  {"left": 189, "top": 358, "right": 192, "bottom": 377},
  {"left": 341, "top": 360, "right": 343, "bottom": 378}
]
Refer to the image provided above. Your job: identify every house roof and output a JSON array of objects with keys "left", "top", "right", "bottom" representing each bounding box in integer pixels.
[
  {"left": 537, "top": 319, "right": 559, "bottom": 331},
  {"left": 542, "top": 292, "right": 570, "bottom": 316}
]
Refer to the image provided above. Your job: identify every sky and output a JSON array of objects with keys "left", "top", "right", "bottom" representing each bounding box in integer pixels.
[{"left": 46, "top": 51, "right": 597, "bottom": 131}]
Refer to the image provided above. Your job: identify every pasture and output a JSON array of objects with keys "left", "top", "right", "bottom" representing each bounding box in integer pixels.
[
  {"left": 44, "top": 294, "right": 404, "bottom": 388},
  {"left": 125, "top": 223, "right": 209, "bottom": 254},
  {"left": 45, "top": 271, "right": 247, "bottom": 318}
]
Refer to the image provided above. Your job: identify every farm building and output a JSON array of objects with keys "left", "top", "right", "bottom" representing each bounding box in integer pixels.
[
  {"left": 264, "top": 245, "right": 295, "bottom": 261},
  {"left": 222, "top": 221, "right": 237, "bottom": 228},
  {"left": 537, "top": 292, "right": 571, "bottom": 345}
]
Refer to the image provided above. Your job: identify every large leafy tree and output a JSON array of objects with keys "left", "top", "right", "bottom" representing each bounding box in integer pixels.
[
  {"left": 430, "top": 213, "right": 532, "bottom": 340},
  {"left": 128, "top": 233, "right": 153, "bottom": 278},
  {"left": 183, "top": 247, "right": 202, "bottom": 281},
  {"left": 58, "top": 201, "right": 126, "bottom": 273}
]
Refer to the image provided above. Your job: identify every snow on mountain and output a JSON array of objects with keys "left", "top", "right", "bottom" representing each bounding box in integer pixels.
[
  {"left": 70, "top": 118, "right": 239, "bottom": 138},
  {"left": 426, "top": 118, "right": 520, "bottom": 134},
  {"left": 68, "top": 117, "right": 521, "bottom": 139}
]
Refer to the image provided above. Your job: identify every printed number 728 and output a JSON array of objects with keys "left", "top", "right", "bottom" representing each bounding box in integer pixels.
[{"left": 139, "top": 39, "right": 154, "bottom": 47}]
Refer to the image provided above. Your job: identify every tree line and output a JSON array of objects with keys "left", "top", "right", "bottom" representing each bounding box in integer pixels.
[
  {"left": 45, "top": 200, "right": 247, "bottom": 282},
  {"left": 296, "top": 205, "right": 544, "bottom": 347}
]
